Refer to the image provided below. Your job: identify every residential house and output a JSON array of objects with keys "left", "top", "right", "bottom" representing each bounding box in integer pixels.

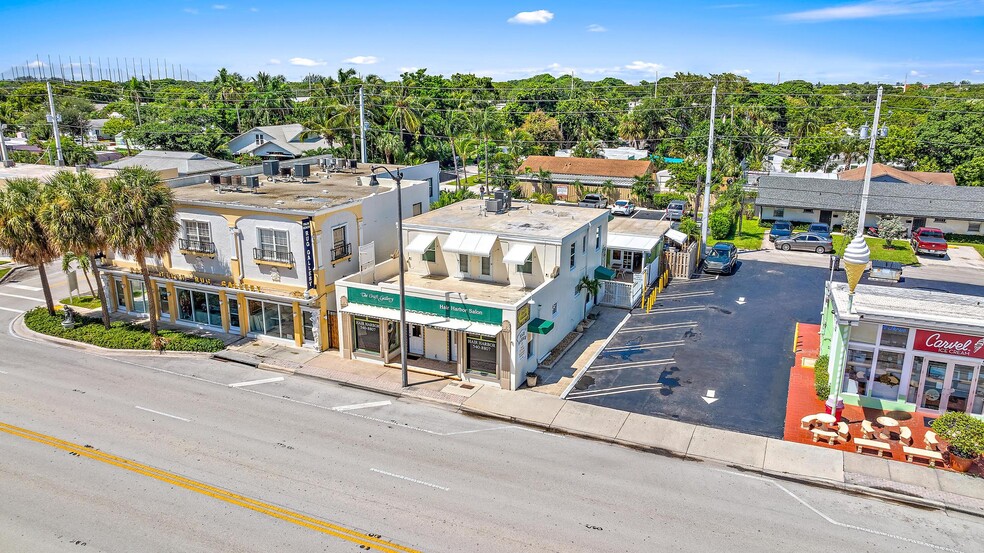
[
  {"left": 226, "top": 124, "right": 332, "bottom": 160},
  {"left": 838, "top": 163, "right": 956, "bottom": 186},
  {"left": 755, "top": 175, "right": 984, "bottom": 235},
  {"left": 335, "top": 198, "right": 609, "bottom": 390},
  {"left": 516, "top": 156, "right": 655, "bottom": 202},
  {"left": 554, "top": 147, "right": 650, "bottom": 160},
  {"left": 105, "top": 150, "right": 240, "bottom": 178}
]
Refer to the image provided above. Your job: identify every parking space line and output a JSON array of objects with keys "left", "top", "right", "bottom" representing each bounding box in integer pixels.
[
  {"left": 134, "top": 406, "right": 191, "bottom": 422},
  {"left": 657, "top": 291, "right": 714, "bottom": 300},
  {"left": 621, "top": 322, "right": 697, "bottom": 333},
  {"left": 228, "top": 376, "right": 285, "bottom": 388},
  {"left": 605, "top": 340, "right": 685, "bottom": 351},
  {"left": 331, "top": 400, "right": 392, "bottom": 412},
  {"left": 569, "top": 383, "right": 663, "bottom": 399},
  {"left": 643, "top": 306, "right": 706, "bottom": 314},
  {"left": 588, "top": 359, "right": 675, "bottom": 373}
]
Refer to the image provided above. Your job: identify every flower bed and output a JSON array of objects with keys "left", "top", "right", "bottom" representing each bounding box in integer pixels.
[{"left": 24, "top": 307, "right": 225, "bottom": 353}]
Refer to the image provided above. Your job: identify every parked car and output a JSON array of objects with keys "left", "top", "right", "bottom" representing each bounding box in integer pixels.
[
  {"left": 911, "top": 227, "right": 948, "bottom": 257},
  {"left": 774, "top": 232, "right": 833, "bottom": 254},
  {"left": 808, "top": 223, "right": 831, "bottom": 240},
  {"left": 703, "top": 242, "right": 738, "bottom": 274},
  {"left": 610, "top": 199, "right": 636, "bottom": 216},
  {"left": 578, "top": 193, "right": 609, "bottom": 209},
  {"left": 666, "top": 200, "right": 686, "bottom": 221},
  {"left": 768, "top": 220, "right": 793, "bottom": 242}
]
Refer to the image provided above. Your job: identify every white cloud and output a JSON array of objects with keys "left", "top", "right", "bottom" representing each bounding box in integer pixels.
[
  {"left": 183, "top": 7, "right": 198, "bottom": 14},
  {"left": 344, "top": 55, "right": 379, "bottom": 65},
  {"left": 781, "top": 1, "right": 976, "bottom": 22},
  {"left": 26, "top": 60, "right": 46, "bottom": 68},
  {"left": 289, "top": 57, "right": 327, "bottom": 67},
  {"left": 399, "top": 66, "right": 420, "bottom": 73},
  {"left": 508, "top": 9, "right": 554, "bottom": 24},
  {"left": 623, "top": 60, "right": 664, "bottom": 75},
  {"left": 731, "top": 68, "right": 752, "bottom": 75},
  {"left": 212, "top": 4, "right": 228, "bottom": 9},
  {"left": 473, "top": 60, "right": 666, "bottom": 81},
  {"left": 268, "top": 58, "right": 282, "bottom": 65},
  {"left": 586, "top": 23, "right": 607, "bottom": 32},
  {"left": 249, "top": 6, "right": 259, "bottom": 11},
  {"left": 973, "top": 69, "right": 983, "bottom": 74}
]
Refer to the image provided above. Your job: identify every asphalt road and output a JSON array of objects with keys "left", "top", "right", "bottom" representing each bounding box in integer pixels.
[{"left": 2, "top": 267, "right": 983, "bottom": 552}]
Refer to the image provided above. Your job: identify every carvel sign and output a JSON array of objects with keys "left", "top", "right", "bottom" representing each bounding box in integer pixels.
[{"left": 914, "top": 329, "right": 984, "bottom": 360}]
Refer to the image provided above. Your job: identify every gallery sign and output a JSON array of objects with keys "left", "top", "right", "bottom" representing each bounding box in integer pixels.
[
  {"left": 347, "top": 285, "right": 503, "bottom": 325},
  {"left": 914, "top": 329, "right": 984, "bottom": 360}
]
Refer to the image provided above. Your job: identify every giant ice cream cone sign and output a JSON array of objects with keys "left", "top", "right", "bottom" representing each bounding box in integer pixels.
[{"left": 843, "top": 235, "right": 870, "bottom": 293}]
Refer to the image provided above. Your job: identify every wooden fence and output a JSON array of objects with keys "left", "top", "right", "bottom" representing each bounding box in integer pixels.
[{"left": 666, "top": 240, "right": 701, "bottom": 279}]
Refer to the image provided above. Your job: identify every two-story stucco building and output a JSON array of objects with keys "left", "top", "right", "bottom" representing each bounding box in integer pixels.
[
  {"left": 98, "top": 157, "right": 439, "bottom": 351},
  {"left": 335, "top": 199, "right": 610, "bottom": 390}
]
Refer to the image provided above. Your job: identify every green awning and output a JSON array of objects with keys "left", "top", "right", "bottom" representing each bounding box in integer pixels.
[
  {"left": 595, "top": 266, "right": 616, "bottom": 280},
  {"left": 528, "top": 318, "right": 555, "bottom": 335}
]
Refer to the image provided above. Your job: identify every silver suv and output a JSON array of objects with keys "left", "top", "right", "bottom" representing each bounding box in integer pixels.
[{"left": 666, "top": 200, "right": 686, "bottom": 221}]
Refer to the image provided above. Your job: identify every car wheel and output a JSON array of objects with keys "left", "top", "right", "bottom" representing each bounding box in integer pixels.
[
  {"left": 815, "top": 246, "right": 826, "bottom": 254},
  {"left": 780, "top": 244, "right": 791, "bottom": 251}
]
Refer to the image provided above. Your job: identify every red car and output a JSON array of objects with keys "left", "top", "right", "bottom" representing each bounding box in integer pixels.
[{"left": 911, "top": 227, "right": 948, "bottom": 257}]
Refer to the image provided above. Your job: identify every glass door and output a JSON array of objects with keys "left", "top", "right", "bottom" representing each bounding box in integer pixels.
[
  {"left": 918, "top": 360, "right": 948, "bottom": 412},
  {"left": 915, "top": 358, "right": 983, "bottom": 415},
  {"left": 947, "top": 364, "right": 976, "bottom": 413}
]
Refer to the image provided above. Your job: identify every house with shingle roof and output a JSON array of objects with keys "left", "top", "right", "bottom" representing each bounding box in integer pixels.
[
  {"left": 105, "top": 150, "right": 240, "bottom": 178},
  {"left": 755, "top": 175, "right": 984, "bottom": 235},
  {"left": 838, "top": 163, "right": 956, "bottom": 186},
  {"left": 226, "top": 124, "right": 332, "bottom": 159},
  {"left": 515, "top": 155, "right": 654, "bottom": 202}
]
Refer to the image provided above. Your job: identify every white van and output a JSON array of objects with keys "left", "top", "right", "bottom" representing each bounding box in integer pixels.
[{"left": 666, "top": 200, "right": 686, "bottom": 221}]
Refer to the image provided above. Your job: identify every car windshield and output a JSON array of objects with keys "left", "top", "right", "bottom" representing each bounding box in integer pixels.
[
  {"left": 615, "top": 200, "right": 628, "bottom": 206},
  {"left": 773, "top": 223, "right": 790, "bottom": 230},
  {"left": 709, "top": 247, "right": 731, "bottom": 258},
  {"left": 922, "top": 230, "right": 944, "bottom": 238},
  {"left": 810, "top": 225, "right": 828, "bottom": 231}
]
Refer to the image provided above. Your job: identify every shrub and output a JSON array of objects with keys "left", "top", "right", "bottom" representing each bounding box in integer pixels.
[
  {"left": 709, "top": 210, "right": 734, "bottom": 240},
  {"left": 652, "top": 192, "right": 687, "bottom": 210},
  {"left": 24, "top": 307, "right": 225, "bottom": 353},
  {"left": 931, "top": 412, "right": 984, "bottom": 459},
  {"left": 814, "top": 355, "right": 830, "bottom": 400}
]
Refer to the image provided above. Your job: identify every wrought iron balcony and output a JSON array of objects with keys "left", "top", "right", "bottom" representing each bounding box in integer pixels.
[
  {"left": 253, "top": 248, "right": 294, "bottom": 267},
  {"left": 178, "top": 238, "right": 216, "bottom": 256},
  {"left": 331, "top": 242, "right": 352, "bottom": 261}
]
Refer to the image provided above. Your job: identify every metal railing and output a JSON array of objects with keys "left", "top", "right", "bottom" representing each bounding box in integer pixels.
[
  {"left": 253, "top": 248, "right": 294, "bottom": 265},
  {"left": 331, "top": 242, "right": 352, "bottom": 261},
  {"left": 178, "top": 238, "right": 216, "bottom": 255}
]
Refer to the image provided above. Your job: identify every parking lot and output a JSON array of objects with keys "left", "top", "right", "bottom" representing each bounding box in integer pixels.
[{"left": 567, "top": 257, "right": 984, "bottom": 439}]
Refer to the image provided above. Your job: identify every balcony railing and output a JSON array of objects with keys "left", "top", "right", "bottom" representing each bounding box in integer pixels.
[
  {"left": 253, "top": 248, "right": 294, "bottom": 267},
  {"left": 331, "top": 242, "right": 352, "bottom": 262},
  {"left": 178, "top": 238, "right": 216, "bottom": 256}
]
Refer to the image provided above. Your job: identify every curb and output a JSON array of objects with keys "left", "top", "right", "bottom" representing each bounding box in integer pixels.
[{"left": 0, "top": 263, "right": 26, "bottom": 285}]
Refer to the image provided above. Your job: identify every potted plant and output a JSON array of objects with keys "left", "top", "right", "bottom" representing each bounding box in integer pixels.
[
  {"left": 526, "top": 372, "right": 538, "bottom": 387},
  {"left": 931, "top": 412, "right": 984, "bottom": 472}
]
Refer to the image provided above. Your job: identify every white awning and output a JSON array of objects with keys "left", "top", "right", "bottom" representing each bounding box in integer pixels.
[
  {"left": 406, "top": 233, "right": 437, "bottom": 254},
  {"left": 341, "top": 303, "right": 502, "bottom": 336},
  {"left": 607, "top": 233, "right": 660, "bottom": 252},
  {"left": 442, "top": 231, "right": 498, "bottom": 257},
  {"left": 665, "top": 228, "right": 687, "bottom": 245},
  {"left": 502, "top": 242, "right": 536, "bottom": 264}
]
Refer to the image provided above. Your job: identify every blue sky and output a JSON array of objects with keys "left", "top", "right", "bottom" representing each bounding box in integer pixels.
[{"left": 3, "top": 0, "right": 984, "bottom": 83}]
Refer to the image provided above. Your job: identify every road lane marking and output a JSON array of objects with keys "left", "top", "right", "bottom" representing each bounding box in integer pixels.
[
  {"left": 0, "top": 306, "right": 24, "bottom": 313},
  {"left": 0, "top": 422, "right": 420, "bottom": 553},
  {"left": 134, "top": 406, "right": 191, "bottom": 422},
  {"left": 228, "top": 376, "right": 285, "bottom": 388},
  {"left": 6, "top": 284, "right": 43, "bottom": 292},
  {"left": 712, "top": 469, "right": 963, "bottom": 553},
  {"left": 370, "top": 468, "right": 450, "bottom": 492},
  {"left": 331, "top": 400, "right": 392, "bottom": 412},
  {"left": 0, "top": 370, "right": 8, "bottom": 374},
  {"left": 0, "top": 292, "right": 44, "bottom": 302}
]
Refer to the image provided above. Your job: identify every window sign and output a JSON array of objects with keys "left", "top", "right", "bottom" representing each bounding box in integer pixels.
[
  {"left": 466, "top": 334, "right": 497, "bottom": 378},
  {"left": 914, "top": 329, "right": 984, "bottom": 359},
  {"left": 354, "top": 316, "right": 381, "bottom": 354},
  {"left": 348, "top": 286, "right": 503, "bottom": 324}
]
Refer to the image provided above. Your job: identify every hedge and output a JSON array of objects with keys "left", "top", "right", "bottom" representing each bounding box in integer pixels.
[
  {"left": 709, "top": 210, "right": 734, "bottom": 240},
  {"left": 24, "top": 307, "right": 225, "bottom": 352},
  {"left": 814, "top": 355, "right": 830, "bottom": 400}
]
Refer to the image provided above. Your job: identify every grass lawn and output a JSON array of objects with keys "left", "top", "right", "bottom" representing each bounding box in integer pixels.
[
  {"left": 61, "top": 295, "right": 102, "bottom": 309},
  {"left": 0, "top": 268, "right": 9, "bottom": 280},
  {"left": 24, "top": 307, "right": 225, "bottom": 352},
  {"left": 831, "top": 234, "right": 919, "bottom": 265},
  {"left": 708, "top": 217, "right": 766, "bottom": 251}
]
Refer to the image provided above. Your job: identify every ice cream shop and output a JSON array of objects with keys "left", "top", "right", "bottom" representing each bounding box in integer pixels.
[{"left": 821, "top": 282, "right": 984, "bottom": 418}]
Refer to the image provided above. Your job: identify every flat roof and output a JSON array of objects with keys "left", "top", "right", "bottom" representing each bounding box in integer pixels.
[
  {"left": 0, "top": 164, "right": 117, "bottom": 182},
  {"left": 376, "top": 271, "right": 530, "bottom": 305},
  {"left": 404, "top": 199, "right": 605, "bottom": 242},
  {"left": 608, "top": 214, "right": 671, "bottom": 238},
  {"left": 170, "top": 164, "right": 412, "bottom": 212},
  {"left": 830, "top": 282, "right": 984, "bottom": 332}
]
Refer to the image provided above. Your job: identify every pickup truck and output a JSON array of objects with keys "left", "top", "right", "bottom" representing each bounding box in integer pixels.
[
  {"left": 578, "top": 193, "right": 609, "bottom": 209},
  {"left": 911, "top": 227, "right": 948, "bottom": 257}
]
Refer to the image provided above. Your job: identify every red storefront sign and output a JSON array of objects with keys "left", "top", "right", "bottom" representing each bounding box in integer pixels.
[{"left": 913, "top": 329, "right": 984, "bottom": 360}]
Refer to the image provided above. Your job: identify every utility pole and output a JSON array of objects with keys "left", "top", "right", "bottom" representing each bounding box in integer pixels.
[
  {"left": 359, "top": 86, "right": 367, "bottom": 163},
  {"left": 700, "top": 84, "right": 718, "bottom": 249},
  {"left": 46, "top": 82, "right": 64, "bottom": 166}
]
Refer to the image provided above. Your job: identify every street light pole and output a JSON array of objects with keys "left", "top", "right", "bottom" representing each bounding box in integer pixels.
[{"left": 371, "top": 166, "right": 408, "bottom": 387}]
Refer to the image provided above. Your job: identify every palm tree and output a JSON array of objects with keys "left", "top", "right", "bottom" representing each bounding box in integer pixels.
[
  {"left": 575, "top": 276, "right": 601, "bottom": 320},
  {"left": 40, "top": 170, "right": 113, "bottom": 328},
  {"left": 122, "top": 77, "right": 146, "bottom": 125},
  {"left": 631, "top": 174, "right": 656, "bottom": 207},
  {"left": 212, "top": 68, "right": 246, "bottom": 132},
  {"left": 98, "top": 167, "right": 178, "bottom": 338},
  {"left": 0, "top": 178, "right": 59, "bottom": 315},
  {"left": 535, "top": 168, "right": 553, "bottom": 194},
  {"left": 62, "top": 251, "right": 94, "bottom": 298},
  {"left": 600, "top": 179, "right": 618, "bottom": 203},
  {"left": 375, "top": 131, "right": 404, "bottom": 164}
]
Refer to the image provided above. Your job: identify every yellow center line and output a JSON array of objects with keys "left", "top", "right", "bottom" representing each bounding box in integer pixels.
[{"left": 0, "top": 421, "right": 422, "bottom": 553}]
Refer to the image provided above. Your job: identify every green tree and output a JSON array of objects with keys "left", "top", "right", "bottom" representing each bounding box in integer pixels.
[
  {"left": 519, "top": 110, "right": 563, "bottom": 155},
  {"left": 101, "top": 117, "right": 135, "bottom": 154},
  {"left": 0, "top": 178, "right": 59, "bottom": 315},
  {"left": 600, "top": 179, "right": 618, "bottom": 203},
  {"left": 62, "top": 251, "right": 95, "bottom": 298},
  {"left": 572, "top": 139, "right": 603, "bottom": 158},
  {"left": 40, "top": 170, "right": 113, "bottom": 328},
  {"left": 98, "top": 167, "right": 179, "bottom": 338},
  {"left": 630, "top": 174, "right": 656, "bottom": 207},
  {"left": 877, "top": 215, "right": 907, "bottom": 247},
  {"left": 954, "top": 156, "right": 984, "bottom": 186}
]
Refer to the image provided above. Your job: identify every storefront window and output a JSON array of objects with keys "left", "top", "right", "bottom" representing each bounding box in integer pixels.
[
  {"left": 115, "top": 278, "right": 127, "bottom": 312},
  {"left": 158, "top": 286, "right": 170, "bottom": 319},
  {"left": 228, "top": 298, "right": 240, "bottom": 331},
  {"left": 207, "top": 293, "right": 222, "bottom": 326},
  {"left": 907, "top": 356, "right": 924, "bottom": 403},
  {"left": 354, "top": 316, "right": 380, "bottom": 354},
  {"left": 843, "top": 348, "right": 873, "bottom": 395},
  {"left": 178, "top": 289, "right": 193, "bottom": 320},
  {"left": 263, "top": 302, "right": 281, "bottom": 337},
  {"left": 851, "top": 323, "right": 878, "bottom": 345},
  {"left": 279, "top": 305, "right": 295, "bottom": 340},
  {"left": 465, "top": 334, "right": 497, "bottom": 378},
  {"left": 387, "top": 320, "right": 400, "bottom": 352},
  {"left": 973, "top": 372, "right": 984, "bottom": 415},
  {"left": 871, "top": 351, "right": 904, "bottom": 400},
  {"left": 302, "top": 310, "right": 316, "bottom": 343},
  {"left": 130, "top": 280, "right": 147, "bottom": 314},
  {"left": 246, "top": 299, "right": 296, "bottom": 340},
  {"left": 880, "top": 325, "right": 909, "bottom": 348},
  {"left": 248, "top": 300, "right": 264, "bottom": 332}
]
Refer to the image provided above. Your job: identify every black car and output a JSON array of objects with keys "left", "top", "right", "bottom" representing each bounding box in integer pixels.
[
  {"left": 703, "top": 242, "right": 738, "bottom": 275},
  {"left": 768, "top": 220, "right": 793, "bottom": 242}
]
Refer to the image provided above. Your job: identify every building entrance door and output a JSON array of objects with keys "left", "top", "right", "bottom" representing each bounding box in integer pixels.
[
  {"left": 408, "top": 324, "right": 424, "bottom": 356},
  {"left": 914, "top": 357, "right": 982, "bottom": 414},
  {"left": 820, "top": 210, "right": 832, "bottom": 226}
]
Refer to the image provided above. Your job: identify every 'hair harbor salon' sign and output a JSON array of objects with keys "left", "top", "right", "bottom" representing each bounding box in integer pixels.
[
  {"left": 914, "top": 329, "right": 984, "bottom": 360},
  {"left": 348, "top": 286, "right": 502, "bottom": 325}
]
